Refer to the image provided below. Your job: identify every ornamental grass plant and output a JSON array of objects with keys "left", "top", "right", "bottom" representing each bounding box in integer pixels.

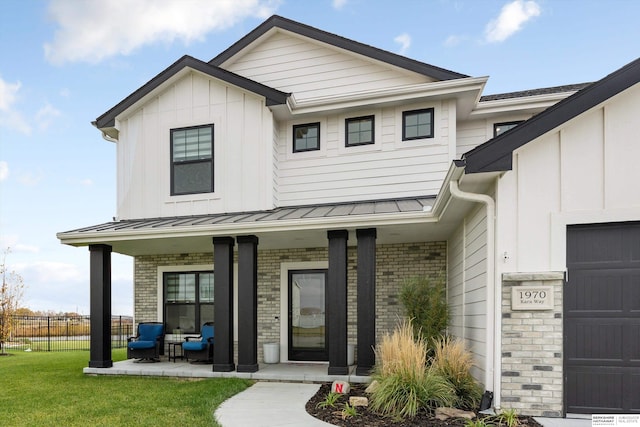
[
  {"left": 369, "top": 319, "right": 455, "bottom": 420},
  {"left": 432, "top": 335, "right": 483, "bottom": 409}
]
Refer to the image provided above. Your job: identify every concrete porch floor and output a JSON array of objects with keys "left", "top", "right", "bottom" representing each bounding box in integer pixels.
[{"left": 84, "top": 357, "right": 372, "bottom": 384}]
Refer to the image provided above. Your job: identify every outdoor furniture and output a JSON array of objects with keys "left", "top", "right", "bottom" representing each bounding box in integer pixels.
[
  {"left": 127, "top": 322, "right": 164, "bottom": 362},
  {"left": 183, "top": 322, "right": 214, "bottom": 363}
]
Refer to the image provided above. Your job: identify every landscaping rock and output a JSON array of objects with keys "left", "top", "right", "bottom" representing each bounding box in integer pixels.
[
  {"left": 349, "top": 396, "right": 368, "bottom": 407},
  {"left": 435, "top": 407, "right": 476, "bottom": 421},
  {"left": 364, "top": 380, "right": 379, "bottom": 394},
  {"left": 331, "top": 380, "right": 350, "bottom": 394}
]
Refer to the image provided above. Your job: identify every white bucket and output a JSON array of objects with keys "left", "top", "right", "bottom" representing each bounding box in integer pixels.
[{"left": 263, "top": 343, "right": 280, "bottom": 364}]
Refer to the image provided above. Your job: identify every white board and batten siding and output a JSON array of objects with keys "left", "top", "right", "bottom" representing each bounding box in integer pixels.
[
  {"left": 496, "top": 83, "right": 640, "bottom": 274},
  {"left": 116, "top": 71, "right": 273, "bottom": 220},
  {"left": 274, "top": 100, "right": 457, "bottom": 205},
  {"left": 447, "top": 203, "right": 489, "bottom": 384},
  {"left": 224, "top": 30, "right": 434, "bottom": 102}
]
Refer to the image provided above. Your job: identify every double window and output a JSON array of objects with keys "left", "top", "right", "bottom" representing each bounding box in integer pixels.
[
  {"left": 171, "top": 124, "right": 214, "bottom": 195},
  {"left": 345, "top": 115, "right": 374, "bottom": 147},
  {"left": 164, "top": 271, "right": 214, "bottom": 334},
  {"left": 402, "top": 108, "right": 434, "bottom": 140},
  {"left": 293, "top": 123, "right": 320, "bottom": 152}
]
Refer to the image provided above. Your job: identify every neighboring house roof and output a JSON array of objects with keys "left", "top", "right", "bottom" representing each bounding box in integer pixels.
[
  {"left": 463, "top": 57, "right": 640, "bottom": 174},
  {"left": 94, "top": 55, "right": 289, "bottom": 130},
  {"left": 60, "top": 196, "right": 436, "bottom": 237},
  {"left": 479, "top": 83, "right": 592, "bottom": 102},
  {"left": 210, "top": 15, "right": 469, "bottom": 81}
]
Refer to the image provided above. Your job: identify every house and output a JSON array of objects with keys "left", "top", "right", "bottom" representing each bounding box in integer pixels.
[{"left": 57, "top": 15, "right": 640, "bottom": 416}]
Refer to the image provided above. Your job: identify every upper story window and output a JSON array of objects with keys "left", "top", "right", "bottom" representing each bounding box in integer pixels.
[
  {"left": 293, "top": 123, "right": 320, "bottom": 152},
  {"left": 345, "top": 115, "right": 375, "bottom": 147},
  {"left": 494, "top": 121, "right": 523, "bottom": 137},
  {"left": 171, "top": 124, "right": 214, "bottom": 195},
  {"left": 402, "top": 108, "right": 434, "bottom": 141}
]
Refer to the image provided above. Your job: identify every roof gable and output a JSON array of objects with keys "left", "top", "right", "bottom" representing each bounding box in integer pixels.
[
  {"left": 463, "top": 57, "right": 640, "bottom": 174},
  {"left": 210, "top": 15, "right": 468, "bottom": 81},
  {"left": 94, "top": 55, "right": 288, "bottom": 130}
]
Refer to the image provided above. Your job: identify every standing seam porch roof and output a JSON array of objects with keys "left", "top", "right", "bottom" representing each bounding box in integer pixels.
[{"left": 58, "top": 196, "right": 436, "bottom": 238}]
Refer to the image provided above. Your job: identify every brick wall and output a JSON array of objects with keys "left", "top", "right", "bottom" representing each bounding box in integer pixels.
[
  {"left": 133, "top": 241, "right": 446, "bottom": 363},
  {"left": 501, "top": 272, "right": 564, "bottom": 417}
]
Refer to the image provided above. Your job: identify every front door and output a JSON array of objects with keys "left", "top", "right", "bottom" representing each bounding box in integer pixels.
[{"left": 288, "top": 270, "right": 328, "bottom": 361}]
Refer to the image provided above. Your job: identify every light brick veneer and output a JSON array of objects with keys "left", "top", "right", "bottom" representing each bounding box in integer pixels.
[
  {"left": 501, "top": 272, "right": 564, "bottom": 417},
  {"left": 133, "top": 241, "right": 446, "bottom": 363}
]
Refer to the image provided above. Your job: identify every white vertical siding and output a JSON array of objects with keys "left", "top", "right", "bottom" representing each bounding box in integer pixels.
[
  {"left": 116, "top": 71, "right": 273, "bottom": 219},
  {"left": 496, "top": 83, "right": 640, "bottom": 274},
  {"left": 225, "top": 31, "right": 433, "bottom": 102}
]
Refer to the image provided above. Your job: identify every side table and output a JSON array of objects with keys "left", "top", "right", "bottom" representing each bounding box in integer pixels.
[{"left": 167, "top": 340, "right": 184, "bottom": 363}]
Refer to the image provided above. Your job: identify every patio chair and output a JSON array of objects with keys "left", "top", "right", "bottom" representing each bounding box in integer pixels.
[
  {"left": 127, "top": 322, "right": 164, "bottom": 362},
  {"left": 183, "top": 322, "right": 214, "bottom": 363}
]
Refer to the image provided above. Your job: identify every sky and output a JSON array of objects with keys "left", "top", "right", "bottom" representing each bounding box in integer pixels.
[{"left": 0, "top": 0, "right": 638, "bottom": 316}]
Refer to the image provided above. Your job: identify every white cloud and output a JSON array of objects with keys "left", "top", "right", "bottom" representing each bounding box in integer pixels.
[
  {"left": 332, "top": 0, "right": 347, "bottom": 9},
  {"left": 35, "top": 103, "right": 62, "bottom": 131},
  {"left": 0, "top": 161, "right": 8, "bottom": 181},
  {"left": 444, "top": 34, "right": 466, "bottom": 47},
  {"left": 17, "top": 261, "right": 84, "bottom": 283},
  {"left": 44, "top": 0, "right": 281, "bottom": 65},
  {"left": 484, "top": 0, "right": 541, "bottom": 43},
  {"left": 0, "top": 76, "right": 31, "bottom": 135},
  {"left": 17, "top": 170, "right": 43, "bottom": 186},
  {"left": 394, "top": 33, "right": 411, "bottom": 55}
]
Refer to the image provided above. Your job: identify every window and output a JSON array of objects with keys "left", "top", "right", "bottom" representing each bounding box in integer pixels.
[
  {"left": 171, "top": 124, "right": 214, "bottom": 195},
  {"left": 164, "top": 271, "right": 214, "bottom": 333},
  {"left": 402, "top": 108, "right": 434, "bottom": 140},
  {"left": 345, "top": 115, "right": 374, "bottom": 146},
  {"left": 494, "top": 121, "right": 523, "bottom": 137},
  {"left": 293, "top": 123, "right": 320, "bottom": 152}
]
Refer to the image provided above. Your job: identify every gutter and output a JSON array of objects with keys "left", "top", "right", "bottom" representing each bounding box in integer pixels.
[{"left": 449, "top": 179, "right": 501, "bottom": 410}]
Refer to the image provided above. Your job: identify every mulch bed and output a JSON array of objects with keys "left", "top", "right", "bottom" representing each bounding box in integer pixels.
[{"left": 306, "top": 383, "right": 544, "bottom": 427}]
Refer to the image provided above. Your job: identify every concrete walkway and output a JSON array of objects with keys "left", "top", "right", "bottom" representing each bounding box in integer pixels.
[
  {"left": 215, "top": 382, "right": 333, "bottom": 427},
  {"left": 215, "top": 381, "right": 594, "bottom": 427}
]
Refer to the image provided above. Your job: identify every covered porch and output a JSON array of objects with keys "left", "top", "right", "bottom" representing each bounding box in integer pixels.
[{"left": 84, "top": 356, "right": 371, "bottom": 383}]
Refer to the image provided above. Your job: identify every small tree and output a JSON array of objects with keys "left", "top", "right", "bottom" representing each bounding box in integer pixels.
[
  {"left": 1, "top": 248, "right": 25, "bottom": 354},
  {"left": 399, "top": 275, "right": 448, "bottom": 348}
]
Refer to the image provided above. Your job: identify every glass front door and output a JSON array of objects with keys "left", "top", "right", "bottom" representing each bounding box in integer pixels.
[{"left": 288, "top": 270, "right": 327, "bottom": 361}]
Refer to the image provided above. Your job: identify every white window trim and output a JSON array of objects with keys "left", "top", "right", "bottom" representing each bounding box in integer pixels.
[
  {"left": 286, "top": 118, "right": 328, "bottom": 160},
  {"left": 395, "top": 103, "right": 439, "bottom": 149},
  {"left": 338, "top": 110, "right": 382, "bottom": 154}
]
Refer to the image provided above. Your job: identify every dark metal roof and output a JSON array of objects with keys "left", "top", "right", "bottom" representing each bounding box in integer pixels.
[
  {"left": 94, "top": 55, "right": 289, "bottom": 129},
  {"left": 209, "top": 15, "right": 469, "bottom": 81},
  {"left": 60, "top": 196, "right": 436, "bottom": 236},
  {"left": 479, "top": 83, "right": 592, "bottom": 102},
  {"left": 464, "top": 57, "right": 640, "bottom": 174}
]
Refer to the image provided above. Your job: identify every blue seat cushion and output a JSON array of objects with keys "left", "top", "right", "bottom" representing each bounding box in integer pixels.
[
  {"left": 128, "top": 340, "right": 156, "bottom": 350},
  {"left": 183, "top": 341, "right": 207, "bottom": 351},
  {"left": 138, "top": 324, "right": 163, "bottom": 342}
]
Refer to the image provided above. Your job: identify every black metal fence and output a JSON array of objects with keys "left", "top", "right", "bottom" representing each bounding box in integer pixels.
[{"left": 3, "top": 315, "right": 133, "bottom": 352}]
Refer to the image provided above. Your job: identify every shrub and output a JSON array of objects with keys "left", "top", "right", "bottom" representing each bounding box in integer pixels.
[
  {"left": 316, "top": 391, "right": 342, "bottom": 409},
  {"left": 369, "top": 320, "right": 455, "bottom": 419},
  {"left": 399, "top": 276, "right": 448, "bottom": 347},
  {"left": 431, "top": 335, "right": 483, "bottom": 409}
]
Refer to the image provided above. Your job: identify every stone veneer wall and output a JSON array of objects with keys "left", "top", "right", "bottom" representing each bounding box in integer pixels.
[
  {"left": 133, "top": 241, "right": 446, "bottom": 363},
  {"left": 501, "top": 272, "right": 564, "bottom": 417}
]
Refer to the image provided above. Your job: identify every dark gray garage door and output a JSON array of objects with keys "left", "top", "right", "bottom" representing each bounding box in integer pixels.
[{"left": 565, "top": 222, "right": 640, "bottom": 414}]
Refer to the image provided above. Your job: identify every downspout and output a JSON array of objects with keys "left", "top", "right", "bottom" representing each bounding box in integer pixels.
[{"left": 449, "top": 180, "right": 500, "bottom": 410}]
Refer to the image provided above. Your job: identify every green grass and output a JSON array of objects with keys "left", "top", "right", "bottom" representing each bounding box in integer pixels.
[{"left": 0, "top": 349, "right": 251, "bottom": 427}]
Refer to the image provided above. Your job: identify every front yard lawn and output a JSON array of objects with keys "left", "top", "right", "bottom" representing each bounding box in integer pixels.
[{"left": 0, "top": 349, "right": 250, "bottom": 427}]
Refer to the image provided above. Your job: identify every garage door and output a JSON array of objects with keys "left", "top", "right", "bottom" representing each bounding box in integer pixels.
[{"left": 565, "top": 222, "right": 640, "bottom": 414}]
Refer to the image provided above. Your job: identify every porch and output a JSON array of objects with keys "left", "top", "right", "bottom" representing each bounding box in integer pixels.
[{"left": 84, "top": 357, "right": 371, "bottom": 384}]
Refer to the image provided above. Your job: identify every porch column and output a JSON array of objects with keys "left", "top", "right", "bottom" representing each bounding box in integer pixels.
[
  {"left": 88, "top": 244, "right": 112, "bottom": 368},
  {"left": 356, "top": 228, "right": 376, "bottom": 376},
  {"left": 327, "top": 229, "right": 349, "bottom": 375},
  {"left": 236, "top": 235, "right": 259, "bottom": 373},
  {"left": 212, "top": 237, "right": 235, "bottom": 372}
]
